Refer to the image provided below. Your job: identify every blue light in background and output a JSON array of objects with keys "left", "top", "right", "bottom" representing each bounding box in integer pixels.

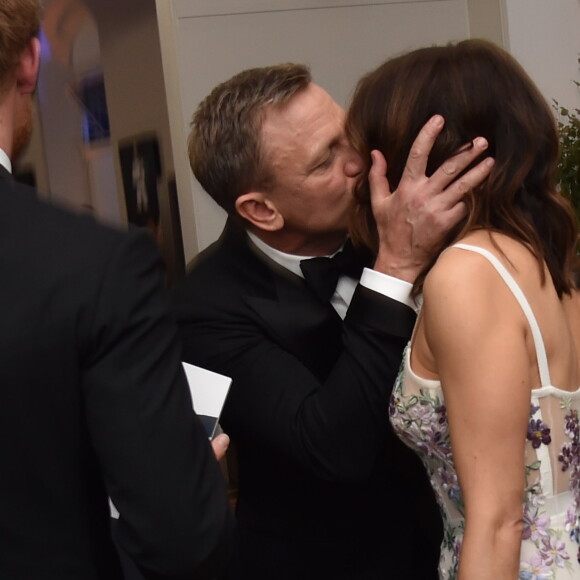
[{"left": 39, "top": 29, "right": 52, "bottom": 62}]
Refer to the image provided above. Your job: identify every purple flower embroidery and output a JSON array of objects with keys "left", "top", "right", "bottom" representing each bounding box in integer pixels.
[
  {"left": 413, "top": 400, "right": 439, "bottom": 425},
  {"left": 527, "top": 490, "right": 546, "bottom": 509},
  {"left": 559, "top": 444, "right": 575, "bottom": 472},
  {"left": 392, "top": 376, "right": 580, "bottom": 578},
  {"left": 568, "top": 503, "right": 580, "bottom": 546},
  {"left": 519, "top": 555, "right": 554, "bottom": 579},
  {"left": 572, "top": 464, "right": 580, "bottom": 499},
  {"left": 522, "top": 510, "right": 550, "bottom": 542},
  {"left": 560, "top": 409, "right": 580, "bottom": 509},
  {"left": 539, "top": 537, "right": 570, "bottom": 567},
  {"left": 435, "top": 404, "right": 447, "bottom": 426},
  {"left": 572, "top": 524, "right": 580, "bottom": 545},
  {"left": 564, "top": 409, "right": 579, "bottom": 441},
  {"left": 527, "top": 419, "right": 552, "bottom": 449},
  {"left": 439, "top": 466, "right": 462, "bottom": 504}
]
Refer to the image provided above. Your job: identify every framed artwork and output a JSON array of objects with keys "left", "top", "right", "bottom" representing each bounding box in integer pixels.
[
  {"left": 118, "top": 134, "right": 162, "bottom": 238},
  {"left": 76, "top": 74, "right": 110, "bottom": 145},
  {"left": 166, "top": 173, "right": 186, "bottom": 285}
]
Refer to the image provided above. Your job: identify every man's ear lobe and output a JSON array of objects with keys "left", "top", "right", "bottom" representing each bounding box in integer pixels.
[
  {"left": 235, "top": 192, "right": 284, "bottom": 231},
  {"left": 17, "top": 38, "right": 41, "bottom": 94}
]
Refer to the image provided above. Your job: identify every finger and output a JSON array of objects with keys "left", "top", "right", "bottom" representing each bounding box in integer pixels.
[
  {"left": 430, "top": 137, "right": 490, "bottom": 191},
  {"left": 211, "top": 433, "right": 230, "bottom": 461},
  {"left": 438, "top": 156, "right": 495, "bottom": 208},
  {"left": 400, "top": 114, "right": 445, "bottom": 182},
  {"left": 368, "top": 149, "right": 391, "bottom": 203},
  {"left": 442, "top": 200, "right": 468, "bottom": 225}
]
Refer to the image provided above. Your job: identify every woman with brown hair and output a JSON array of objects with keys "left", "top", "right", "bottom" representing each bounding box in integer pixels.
[{"left": 346, "top": 39, "right": 580, "bottom": 580}]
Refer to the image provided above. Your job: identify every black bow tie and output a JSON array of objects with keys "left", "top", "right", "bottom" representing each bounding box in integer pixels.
[{"left": 300, "top": 240, "right": 365, "bottom": 303}]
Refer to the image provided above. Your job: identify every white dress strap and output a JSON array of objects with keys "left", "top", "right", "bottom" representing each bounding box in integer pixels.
[{"left": 451, "top": 243, "right": 552, "bottom": 387}]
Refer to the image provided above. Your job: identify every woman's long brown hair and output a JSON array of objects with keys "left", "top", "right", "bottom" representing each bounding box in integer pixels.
[{"left": 346, "top": 39, "right": 578, "bottom": 298}]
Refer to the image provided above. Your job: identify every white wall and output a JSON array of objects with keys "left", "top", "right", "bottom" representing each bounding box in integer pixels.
[
  {"left": 21, "top": 0, "right": 579, "bottom": 266},
  {"left": 87, "top": 0, "right": 185, "bottom": 285},
  {"left": 157, "top": 0, "right": 475, "bottom": 261},
  {"left": 467, "top": 0, "right": 505, "bottom": 46},
  {"left": 18, "top": 2, "right": 112, "bottom": 216},
  {"left": 503, "top": 0, "right": 580, "bottom": 111},
  {"left": 35, "top": 42, "right": 93, "bottom": 210}
]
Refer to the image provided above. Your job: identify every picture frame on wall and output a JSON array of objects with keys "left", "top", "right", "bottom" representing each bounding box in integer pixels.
[
  {"left": 166, "top": 173, "right": 186, "bottom": 285},
  {"left": 118, "top": 134, "right": 162, "bottom": 241}
]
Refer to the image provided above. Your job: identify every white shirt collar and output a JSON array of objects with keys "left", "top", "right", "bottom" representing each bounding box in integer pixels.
[
  {"left": 245, "top": 229, "right": 416, "bottom": 314},
  {"left": 246, "top": 230, "right": 346, "bottom": 279},
  {"left": 0, "top": 148, "right": 12, "bottom": 173}
]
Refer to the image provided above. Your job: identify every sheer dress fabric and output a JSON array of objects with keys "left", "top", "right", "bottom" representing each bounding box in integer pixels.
[{"left": 389, "top": 244, "right": 580, "bottom": 580}]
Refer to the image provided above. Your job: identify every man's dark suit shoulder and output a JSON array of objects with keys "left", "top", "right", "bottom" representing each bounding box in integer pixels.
[
  {"left": 176, "top": 221, "right": 277, "bottom": 316},
  {"left": 0, "top": 178, "right": 143, "bottom": 265},
  {"left": 0, "top": 178, "right": 234, "bottom": 580}
]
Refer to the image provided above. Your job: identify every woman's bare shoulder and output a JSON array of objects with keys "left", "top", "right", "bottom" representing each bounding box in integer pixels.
[
  {"left": 423, "top": 231, "right": 545, "bottom": 321},
  {"left": 429, "top": 232, "right": 540, "bottom": 283}
]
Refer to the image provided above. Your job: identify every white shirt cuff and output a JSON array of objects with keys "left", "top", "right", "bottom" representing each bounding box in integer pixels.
[{"left": 359, "top": 267, "right": 417, "bottom": 310}]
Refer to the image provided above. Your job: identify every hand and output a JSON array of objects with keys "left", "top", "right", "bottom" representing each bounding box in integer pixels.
[
  {"left": 371, "top": 114, "right": 495, "bottom": 282},
  {"left": 210, "top": 433, "right": 230, "bottom": 462}
]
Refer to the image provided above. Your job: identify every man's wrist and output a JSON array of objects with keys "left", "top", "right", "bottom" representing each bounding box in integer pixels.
[{"left": 372, "top": 252, "right": 422, "bottom": 284}]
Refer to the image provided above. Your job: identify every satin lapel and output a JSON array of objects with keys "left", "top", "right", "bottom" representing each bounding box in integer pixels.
[{"left": 241, "top": 248, "right": 344, "bottom": 381}]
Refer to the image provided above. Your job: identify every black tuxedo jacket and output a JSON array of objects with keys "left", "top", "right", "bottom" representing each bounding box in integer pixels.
[
  {"left": 173, "top": 220, "right": 442, "bottom": 580},
  {"left": 0, "top": 173, "right": 232, "bottom": 579}
]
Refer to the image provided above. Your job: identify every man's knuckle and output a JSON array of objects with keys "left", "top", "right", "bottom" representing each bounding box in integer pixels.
[
  {"left": 442, "top": 163, "right": 458, "bottom": 176},
  {"left": 409, "top": 145, "right": 424, "bottom": 161},
  {"left": 454, "top": 179, "right": 469, "bottom": 194}
]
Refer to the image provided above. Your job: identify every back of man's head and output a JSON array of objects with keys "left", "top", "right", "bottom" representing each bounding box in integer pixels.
[
  {"left": 0, "top": 0, "right": 42, "bottom": 96},
  {"left": 188, "top": 63, "right": 311, "bottom": 217}
]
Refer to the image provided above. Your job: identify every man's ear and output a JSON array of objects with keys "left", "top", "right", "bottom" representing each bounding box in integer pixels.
[
  {"left": 16, "top": 38, "right": 41, "bottom": 95},
  {"left": 235, "top": 192, "right": 284, "bottom": 232}
]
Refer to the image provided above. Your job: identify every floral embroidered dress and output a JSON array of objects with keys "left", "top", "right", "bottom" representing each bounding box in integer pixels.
[{"left": 389, "top": 244, "right": 580, "bottom": 580}]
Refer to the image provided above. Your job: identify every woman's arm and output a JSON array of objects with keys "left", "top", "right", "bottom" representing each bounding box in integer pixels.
[{"left": 419, "top": 247, "right": 531, "bottom": 580}]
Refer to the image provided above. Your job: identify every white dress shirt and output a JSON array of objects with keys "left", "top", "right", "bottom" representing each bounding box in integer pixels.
[
  {"left": 0, "top": 148, "right": 12, "bottom": 173},
  {"left": 247, "top": 230, "right": 416, "bottom": 319}
]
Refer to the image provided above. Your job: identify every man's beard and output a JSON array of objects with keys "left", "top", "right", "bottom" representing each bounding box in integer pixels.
[{"left": 12, "top": 98, "right": 33, "bottom": 162}]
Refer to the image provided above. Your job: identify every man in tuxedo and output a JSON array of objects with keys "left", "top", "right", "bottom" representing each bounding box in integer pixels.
[
  {"left": 0, "top": 2, "right": 233, "bottom": 578},
  {"left": 173, "top": 64, "right": 493, "bottom": 579}
]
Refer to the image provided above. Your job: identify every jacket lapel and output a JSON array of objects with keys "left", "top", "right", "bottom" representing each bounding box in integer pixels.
[
  {"left": 245, "top": 275, "right": 343, "bottom": 380},
  {"left": 222, "top": 221, "right": 344, "bottom": 380}
]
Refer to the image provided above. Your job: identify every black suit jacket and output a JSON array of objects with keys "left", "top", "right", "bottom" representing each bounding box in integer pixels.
[
  {"left": 0, "top": 174, "right": 232, "bottom": 579},
  {"left": 173, "top": 220, "right": 442, "bottom": 580}
]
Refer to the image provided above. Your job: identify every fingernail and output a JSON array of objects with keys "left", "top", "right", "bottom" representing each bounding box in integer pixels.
[
  {"left": 432, "top": 115, "right": 444, "bottom": 127},
  {"left": 485, "top": 157, "right": 495, "bottom": 167},
  {"left": 475, "top": 137, "right": 488, "bottom": 149}
]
